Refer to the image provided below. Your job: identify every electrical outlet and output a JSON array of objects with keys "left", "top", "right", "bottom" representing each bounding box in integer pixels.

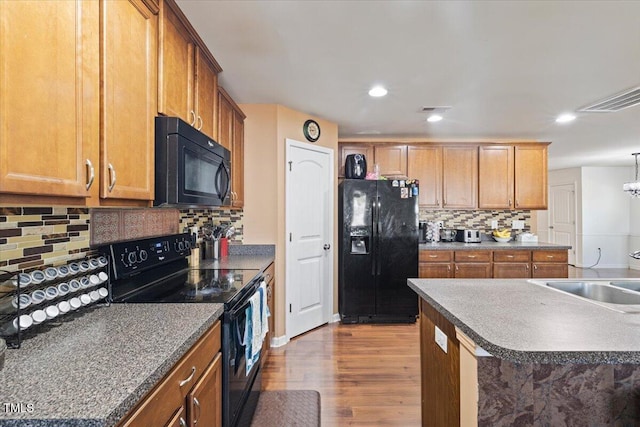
[
  {"left": 512, "top": 220, "right": 525, "bottom": 230},
  {"left": 435, "top": 326, "right": 448, "bottom": 353},
  {"left": 490, "top": 220, "right": 498, "bottom": 229}
]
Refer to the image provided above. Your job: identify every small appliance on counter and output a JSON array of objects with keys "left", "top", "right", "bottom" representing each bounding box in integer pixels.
[
  {"left": 455, "top": 229, "right": 482, "bottom": 243},
  {"left": 439, "top": 228, "right": 456, "bottom": 242},
  {"left": 418, "top": 221, "right": 428, "bottom": 243},
  {"left": 344, "top": 154, "right": 367, "bottom": 179},
  {"left": 516, "top": 232, "right": 538, "bottom": 243}
]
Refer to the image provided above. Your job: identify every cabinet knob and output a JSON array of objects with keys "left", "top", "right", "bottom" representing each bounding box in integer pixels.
[
  {"left": 85, "top": 159, "right": 95, "bottom": 191},
  {"left": 108, "top": 163, "right": 117, "bottom": 192}
]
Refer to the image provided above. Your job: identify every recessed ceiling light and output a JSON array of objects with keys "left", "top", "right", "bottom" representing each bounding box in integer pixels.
[
  {"left": 427, "top": 114, "right": 443, "bottom": 123},
  {"left": 368, "top": 86, "right": 388, "bottom": 97},
  {"left": 555, "top": 113, "right": 576, "bottom": 123}
]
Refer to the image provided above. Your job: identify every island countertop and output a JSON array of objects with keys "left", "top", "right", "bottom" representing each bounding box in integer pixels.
[
  {"left": 0, "top": 303, "right": 224, "bottom": 427},
  {"left": 407, "top": 278, "right": 640, "bottom": 364}
]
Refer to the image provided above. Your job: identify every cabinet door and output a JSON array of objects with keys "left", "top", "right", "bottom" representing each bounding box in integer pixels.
[
  {"left": 231, "top": 111, "right": 244, "bottom": 208},
  {"left": 375, "top": 145, "right": 407, "bottom": 177},
  {"left": 442, "top": 146, "right": 478, "bottom": 209},
  {"left": 158, "top": 0, "right": 194, "bottom": 123},
  {"left": 339, "top": 145, "right": 374, "bottom": 177},
  {"left": 165, "top": 406, "right": 187, "bottom": 427},
  {"left": 419, "top": 263, "right": 453, "bottom": 278},
  {"left": 478, "top": 146, "right": 514, "bottom": 209},
  {"left": 194, "top": 46, "right": 218, "bottom": 139},
  {"left": 0, "top": 0, "right": 99, "bottom": 198},
  {"left": 532, "top": 263, "right": 568, "bottom": 278},
  {"left": 493, "top": 263, "right": 531, "bottom": 278},
  {"left": 408, "top": 146, "right": 442, "bottom": 208},
  {"left": 188, "top": 353, "right": 222, "bottom": 427},
  {"left": 217, "top": 89, "right": 233, "bottom": 151},
  {"left": 515, "top": 145, "right": 548, "bottom": 209},
  {"left": 454, "top": 263, "right": 492, "bottom": 278},
  {"left": 101, "top": 0, "right": 157, "bottom": 201}
]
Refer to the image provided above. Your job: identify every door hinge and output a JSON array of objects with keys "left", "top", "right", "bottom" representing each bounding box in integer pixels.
[
  {"left": 289, "top": 233, "right": 292, "bottom": 242},
  {"left": 289, "top": 304, "right": 292, "bottom": 313},
  {"left": 288, "top": 161, "right": 292, "bottom": 171}
]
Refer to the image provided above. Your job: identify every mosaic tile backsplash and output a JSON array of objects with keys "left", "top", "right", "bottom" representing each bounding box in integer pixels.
[
  {"left": 420, "top": 209, "right": 531, "bottom": 232},
  {"left": 179, "top": 208, "right": 243, "bottom": 243},
  {"left": 0, "top": 207, "right": 92, "bottom": 277}
]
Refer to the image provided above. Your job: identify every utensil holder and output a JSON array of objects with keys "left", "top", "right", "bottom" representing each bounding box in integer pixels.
[{"left": 204, "top": 240, "right": 220, "bottom": 260}]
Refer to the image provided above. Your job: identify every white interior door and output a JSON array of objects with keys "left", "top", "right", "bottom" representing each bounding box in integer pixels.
[
  {"left": 285, "top": 139, "right": 333, "bottom": 339},
  {"left": 549, "top": 183, "right": 577, "bottom": 265}
]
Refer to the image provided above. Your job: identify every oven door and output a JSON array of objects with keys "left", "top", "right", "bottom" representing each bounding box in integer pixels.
[{"left": 224, "top": 295, "right": 262, "bottom": 427}]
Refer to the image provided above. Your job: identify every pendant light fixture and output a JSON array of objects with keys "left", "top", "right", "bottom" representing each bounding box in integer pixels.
[{"left": 623, "top": 153, "right": 640, "bottom": 197}]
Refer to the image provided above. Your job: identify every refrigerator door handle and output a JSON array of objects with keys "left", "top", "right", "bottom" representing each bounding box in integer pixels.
[
  {"left": 371, "top": 198, "right": 377, "bottom": 277},
  {"left": 376, "top": 196, "right": 382, "bottom": 276}
]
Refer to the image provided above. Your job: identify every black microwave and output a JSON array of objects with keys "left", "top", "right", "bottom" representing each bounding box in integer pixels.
[{"left": 154, "top": 116, "right": 231, "bottom": 207}]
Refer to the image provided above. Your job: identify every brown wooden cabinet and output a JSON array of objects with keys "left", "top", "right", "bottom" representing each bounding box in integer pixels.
[
  {"left": 419, "top": 250, "right": 453, "bottom": 278},
  {"left": 532, "top": 249, "right": 568, "bottom": 278},
  {"left": 217, "top": 87, "right": 246, "bottom": 208},
  {"left": 374, "top": 145, "right": 407, "bottom": 177},
  {"left": 453, "top": 250, "right": 491, "bottom": 278},
  {"left": 0, "top": 0, "right": 99, "bottom": 200},
  {"left": 118, "top": 320, "right": 222, "bottom": 427},
  {"left": 158, "top": 0, "right": 221, "bottom": 139},
  {"left": 263, "top": 262, "right": 275, "bottom": 362},
  {"left": 493, "top": 250, "right": 531, "bottom": 278},
  {"left": 479, "top": 144, "right": 548, "bottom": 210},
  {"left": 339, "top": 144, "right": 374, "bottom": 177},
  {"left": 442, "top": 146, "right": 478, "bottom": 209},
  {"left": 407, "top": 146, "right": 442, "bottom": 208},
  {"left": 100, "top": 0, "right": 158, "bottom": 203}
]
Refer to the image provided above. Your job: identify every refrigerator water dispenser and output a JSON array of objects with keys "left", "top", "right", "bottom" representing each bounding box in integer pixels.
[{"left": 350, "top": 235, "right": 369, "bottom": 254}]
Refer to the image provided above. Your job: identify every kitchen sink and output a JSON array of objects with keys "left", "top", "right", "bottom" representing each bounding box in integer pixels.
[{"left": 529, "top": 279, "right": 640, "bottom": 313}]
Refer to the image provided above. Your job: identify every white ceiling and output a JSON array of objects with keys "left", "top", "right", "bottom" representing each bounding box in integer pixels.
[{"left": 177, "top": 0, "right": 640, "bottom": 170}]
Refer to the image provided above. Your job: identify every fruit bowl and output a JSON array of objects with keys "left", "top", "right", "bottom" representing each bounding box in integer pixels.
[{"left": 493, "top": 236, "right": 511, "bottom": 243}]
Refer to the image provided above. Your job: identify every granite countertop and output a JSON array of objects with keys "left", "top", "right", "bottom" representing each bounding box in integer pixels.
[
  {"left": 195, "top": 244, "right": 275, "bottom": 271},
  {"left": 407, "top": 278, "right": 640, "bottom": 364},
  {"left": 0, "top": 303, "right": 224, "bottom": 427},
  {"left": 419, "top": 241, "right": 571, "bottom": 251}
]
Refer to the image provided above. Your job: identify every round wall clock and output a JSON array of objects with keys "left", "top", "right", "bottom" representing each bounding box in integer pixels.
[{"left": 303, "top": 119, "right": 321, "bottom": 142}]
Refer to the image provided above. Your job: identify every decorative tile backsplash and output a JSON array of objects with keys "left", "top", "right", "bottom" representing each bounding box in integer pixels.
[
  {"left": 0, "top": 207, "right": 92, "bottom": 276},
  {"left": 90, "top": 208, "right": 179, "bottom": 246},
  {"left": 419, "top": 209, "right": 531, "bottom": 231},
  {"left": 179, "top": 208, "right": 243, "bottom": 243}
]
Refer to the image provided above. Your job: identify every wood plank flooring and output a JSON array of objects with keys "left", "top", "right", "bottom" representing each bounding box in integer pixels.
[{"left": 261, "top": 322, "right": 421, "bottom": 426}]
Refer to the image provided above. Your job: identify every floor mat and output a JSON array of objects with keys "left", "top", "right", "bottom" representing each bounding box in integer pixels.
[{"left": 250, "top": 390, "right": 321, "bottom": 427}]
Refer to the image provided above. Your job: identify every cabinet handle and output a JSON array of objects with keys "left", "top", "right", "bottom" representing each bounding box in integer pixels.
[
  {"left": 533, "top": 264, "right": 538, "bottom": 270},
  {"left": 455, "top": 265, "right": 459, "bottom": 271},
  {"left": 193, "top": 397, "right": 201, "bottom": 425},
  {"left": 179, "top": 418, "right": 187, "bottom": 427},
  {"left": 547, "top": 255, "right": 554, "bottom": 259},
  {"left": 107, "top": 163, "right": 116, "bottom": 192},
  {"left": 506, "top": 255, "right": 514, "bottom": 258},
  {"left": 515, "top": 200, "right": 519, "bottom": 208},
  {"left": 428, "top": 255, "right": 438, "bottom": 258},
  {"left": 508, "top": 198, "right": 512, "bottom": 207},
  {"left": 197, "top": 116, "right": 203, "bottom": 131},
  {"left": 467, "top": 255, "right": 476, "bottom": 259},
  {"left": 189, "top": 110, "right": 196, "bottom": 126},
  {"left": 179, "top": 366, "right": 196, "bottom": 387},
  {"left": 264, "top": 273, "right": 272, "bottom": 282},
  {"left": 85, "top": 159, "right": 95, "bottom": 190},
  {"left": 526, "top": 264, "right": 529, "bottom": 270},
  {"left": 447, "top": 265, "right": 451, "bottom": 271}
]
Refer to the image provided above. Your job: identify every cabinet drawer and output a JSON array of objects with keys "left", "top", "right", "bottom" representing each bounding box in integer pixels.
[
  {"left": 454, "top": 250, "right": 491, "bottom": 262},
  {"left": 420, "top": 250, "right": 453, "bottom": 263},
  {"left": 454, "top": 263, "right": 492, "bottom": 278},
  {"left": 119, "top": 320, "right": 221, "bottom": 427},
  {"left": 264, "top": 262, "right": 275, "bottom": 285},
  {"left": 493, "top": 263, "right": 531, "bottom": 278},
  {"left": 493, "top": 250, "right": 531, "bottom": 262},
  {"left": 532, "top": 250, "right": 568, "bottom": 263},
  {"left": 419, "top": 263, "right": 453, "bottom": 278}
]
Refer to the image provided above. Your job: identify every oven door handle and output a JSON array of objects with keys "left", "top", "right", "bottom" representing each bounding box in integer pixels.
[{"left": 230, "top": 296, "right": 253, "bottom": 320}]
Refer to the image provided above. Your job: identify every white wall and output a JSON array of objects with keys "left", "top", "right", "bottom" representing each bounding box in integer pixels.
[
  {"left": 628, "top": 175, "right": 640, "bottom": 270},
  {"left": 581, "top": 167, "right": 630, "bottom": 268}
]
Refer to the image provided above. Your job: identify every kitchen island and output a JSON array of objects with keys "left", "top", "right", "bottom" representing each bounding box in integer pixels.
[
  {"left": 0, "top": 303, "right": 223, "bottom": 426},
  {"left": 408, "top": 278, "right": 640, "bottom": 426}
]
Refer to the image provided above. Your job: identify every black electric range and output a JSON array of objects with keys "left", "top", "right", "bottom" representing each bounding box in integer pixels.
[{"left": 100, "top": 233, "right": 264, "bottom": 427}]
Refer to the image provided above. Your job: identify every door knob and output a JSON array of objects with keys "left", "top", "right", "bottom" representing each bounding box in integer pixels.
[{"left": 323, "top": 244, "right": 331, "bottom": 250}]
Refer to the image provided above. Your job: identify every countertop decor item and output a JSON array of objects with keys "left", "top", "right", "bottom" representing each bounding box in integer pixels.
[{"left": 303, "top": 119, "right": 320, "bottom": 142}]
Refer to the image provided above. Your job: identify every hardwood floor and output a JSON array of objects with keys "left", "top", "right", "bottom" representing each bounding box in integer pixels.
[{"left": 262, "top": 322, "right": 421, "bottom": 426}]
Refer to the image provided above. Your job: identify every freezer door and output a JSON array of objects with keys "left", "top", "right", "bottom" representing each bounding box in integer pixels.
[
  {"left": 375, "top": 181, "right": 419, "bottom": 318},
  {"left": 338, "top": 180, "right": 377, "bottom": 321}
]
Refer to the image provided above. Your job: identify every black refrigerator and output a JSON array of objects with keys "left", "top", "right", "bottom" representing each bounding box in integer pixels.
[{"left": 339, "top": 179, "right": 419, "bottom": 323}]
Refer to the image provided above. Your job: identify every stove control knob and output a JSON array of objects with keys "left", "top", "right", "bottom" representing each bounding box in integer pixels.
[
  {"left": 184, "top": 240, "right": 191, "bottom": 250},
  {"left": 177, "top": 241, "right": 185, "bottom": 251},
  {"left": 139, "top": 249, "right": 148, "bottom": 262},
  {"left": 128, "top": 251, "right": 137, "bottom": 265}
]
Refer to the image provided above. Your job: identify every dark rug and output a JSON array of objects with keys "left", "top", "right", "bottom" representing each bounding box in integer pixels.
[{"left": 250, "top": 390, "right": 321, "bottom": 427}]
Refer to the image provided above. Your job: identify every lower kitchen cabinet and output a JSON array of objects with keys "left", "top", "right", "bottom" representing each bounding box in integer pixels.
[
  {"left": 263, "top": 262, "right": 275, "bottom": 362},
  {"left": 419, "top": 248, "right": 568, "bottom": 279},
  {"left": 118, "top": 320, "right": 221, "bottom": 427}
]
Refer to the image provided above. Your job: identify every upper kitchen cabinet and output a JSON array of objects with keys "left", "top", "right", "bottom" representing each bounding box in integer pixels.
[
  {"left": 100, "top": 0, "right": 158, "bottom": 203},
  {"left": 158, "top": 0, "right": 222, "bottom": 140},
  {"left": 515, "top": 144, "right": 548, "bottom": 209},
  {"left": 218, "top": 87, "right": 246, "bottom": 208},
  {"left": 0, "top": 0, "right": 99, "bottom": 201},
  {"left": 339, "top": 144, "right": 374, "bottom": 177},
  {"left": 442, "top": 146, "right": 478, "bottom": 209},
  {"left": 375, "top": 145, "right": 408, "bottom": 178},
  {"left": 407, "top": 146, "right": 442, "bottom": 208},
  {"left": 478, "top": 144, "right": 549, "bottom": 210}
]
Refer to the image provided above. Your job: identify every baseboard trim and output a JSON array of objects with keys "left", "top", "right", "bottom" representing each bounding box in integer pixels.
[
  {"left": 331, "top": 313, "right": 341, "bottom": 323},
  {"left": 270, "top": 335, "right": 289, "bottom": 348}
]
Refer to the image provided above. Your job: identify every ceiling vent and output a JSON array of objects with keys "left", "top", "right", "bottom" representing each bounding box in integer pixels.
[
  {"left": 420, "top": 106, "right": 452, "bottom": 113},
  {"left": 578, "top": 86, "right": 640, "bottom": 112}
]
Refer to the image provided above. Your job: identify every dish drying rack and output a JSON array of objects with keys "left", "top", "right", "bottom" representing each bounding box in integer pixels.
[{"left": 0, "top": 256, "right": 111, "bottom": 349}]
